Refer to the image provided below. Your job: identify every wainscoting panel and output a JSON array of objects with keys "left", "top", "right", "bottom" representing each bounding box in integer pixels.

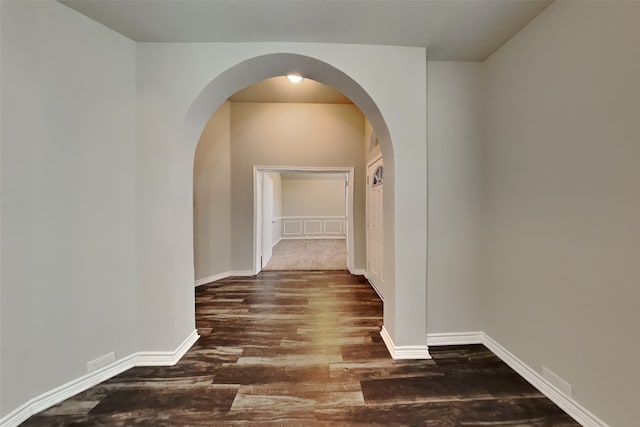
[
  {"left": 280, "top": 216, "right": 345, "bottom": 239},
  {"left": 283, "top": 219, "right": 302, "bottom": 235},
  {"left": 324, "top": 219, "right": 343, "bottom": 235},
  {"left": 303, "top": 220, "right": 322, "bottom": 235}
]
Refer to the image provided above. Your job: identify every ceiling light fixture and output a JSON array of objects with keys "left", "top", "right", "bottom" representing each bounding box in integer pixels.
[{"left": 286, "top": 73, "right": 303, "bottom": 84}]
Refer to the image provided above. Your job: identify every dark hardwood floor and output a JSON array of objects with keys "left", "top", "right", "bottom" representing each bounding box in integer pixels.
[{"left": 23, "top": 271, "right": 578, "bottom": 426}]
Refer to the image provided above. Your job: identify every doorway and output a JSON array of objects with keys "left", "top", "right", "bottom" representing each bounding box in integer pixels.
[
  {"left": 184, "top": 51, "right": 429, "bottom": 359},
  {"left": 366, "top": 155, "right": 384, "bottom": 299},
  {"left": 254, "top": 166, "right": 354, "bottom": 274}
]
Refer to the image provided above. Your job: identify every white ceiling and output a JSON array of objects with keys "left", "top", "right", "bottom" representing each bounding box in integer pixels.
[{"left": 59, "top": 0, "right": 552, "bottom": 61}]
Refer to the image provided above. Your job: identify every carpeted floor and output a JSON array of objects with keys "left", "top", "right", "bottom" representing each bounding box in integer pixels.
[{"left": 264, "top": 239, "right": 346, "bottom": 270}]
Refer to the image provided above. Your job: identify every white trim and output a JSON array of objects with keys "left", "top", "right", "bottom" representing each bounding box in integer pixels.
[
  {"left": 426, "top": 331, "right": 483, "bottom": 346},
  {"left": 281, "top": 236, "right": 346, "bottom": 240},
  {"left": 195, "top": 272, "right": 231, "bottom": 287},
  {"left": 425, "top": 332, "right": 608, "bottom": 427},
  {"left": 282, "top": 216, "right": 346, "bottom": 238},
  {"left": 365, "top": 276, "right": 384, "bottom": 300},
  {"left": 283, "top": 220, "right": 303, "bottom": 235},
  {"left": 365, "top": 155, "right": 384, "bottom": 300},
  {"left": 323, "top": 219, "right": 343, "bottom": 235},
  {"left": 280, "top": 215, "right": 345, "bottom": 219},
  {"left": 134, "top": 330, "right": 200, "bottom": 367},
  {"left": 349, "top": 268, "right": 366, "bottom": 276},
  {"left": 366, "top": 153, "right": 383, "bottom": 168},
  {"left": 0, "top": 330, "right": 199, "bottom": 427},
  {"left": 303, "top": 220, "right": 322, "bottom": 235},
  {"left": 253, "top": 166, "right": 355, "bottom": 275},
  {"left": 229, "top": 270, "right": 255, "bottom": 277},
  {"left": 194, "top": 270, "right": 255, "bottom": 287},
  {"left": 380, "top": 326, "right": 431, "bottom": 360},
  {"left": 542, "top": 366, "right": 573, "bottom": 397},
  {"left": 481, "top": 333, "right": 607, "bottom": 427}
]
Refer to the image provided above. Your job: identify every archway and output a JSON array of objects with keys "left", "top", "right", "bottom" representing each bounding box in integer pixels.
[{"left": 180, "top": 52, "right": 428, "bottom": 359}]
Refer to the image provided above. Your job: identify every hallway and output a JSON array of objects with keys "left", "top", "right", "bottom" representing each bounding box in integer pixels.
[{"left": 24, "top": 271, "right": 577, "bottom": 425}]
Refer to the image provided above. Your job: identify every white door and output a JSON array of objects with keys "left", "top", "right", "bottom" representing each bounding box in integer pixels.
[
  {"left": 261, "top": 174, "right": 274, "bottom": 267},
  {"left": 366, "top": 157, "right": 384, "bottom": 298}
]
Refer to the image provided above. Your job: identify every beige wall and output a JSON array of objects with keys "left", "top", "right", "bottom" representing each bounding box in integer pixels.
[
  {"left": 484, "top": 2, "right": 640, "bottom": 425},
  {"left": 230, "top": 102, "right": 365, "bottom": 270},
  {"left": 281, "top": 176, "right": 346, "bottom": 217},
  {"left": 194, "top": 101, "right": 366, "bottom": 274},
  {"left": 193, "top": 101, "right": 231, "bottom": 280}
]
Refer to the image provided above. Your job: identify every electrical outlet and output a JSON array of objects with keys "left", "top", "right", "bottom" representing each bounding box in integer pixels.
[
  {"left": 542, "top": 366, "right": 572, "bottom": 397},
  {"left": 87, "top": 352, "right": 115, "bottom": 373}
]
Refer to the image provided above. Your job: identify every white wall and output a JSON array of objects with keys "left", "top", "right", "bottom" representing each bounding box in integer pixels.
[
  {"left": 484, "top": 2, "right": 640, "bottom": 425},
  {"left": 1, "top": 0, "right": 137, "bottom": 418},
  {"left": 281, "top": 176, "right": 346, "bottom": 217},
  {"left": 2, "top": 31, "right": 429, "bottom": 418},
  {"left": 427, "top": 61, "right": 484, "bottom": 334},
  {"left": 230, "top": 103, "right": 363, "bottom": 269},
  {"left": 193, "top": 101, "right": 231, "bottom": 281},
  {"left": 136, "top": 44, "right": 427, "bottom": 350}
]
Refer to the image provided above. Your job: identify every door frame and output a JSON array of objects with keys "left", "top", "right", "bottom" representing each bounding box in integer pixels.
[
  {"left": 366, "top": 154, "right": 384, "bottom": 299},
  {"left": 261, "top": 173, "right": 274, "bottom": 268},
  {"left": 253, "top": 166, "right": 355, "bottom": 275}
]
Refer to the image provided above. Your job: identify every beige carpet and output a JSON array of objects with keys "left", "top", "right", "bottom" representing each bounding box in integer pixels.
[{"left": 263, "top": 239, "right": 347, "bottom": 270}]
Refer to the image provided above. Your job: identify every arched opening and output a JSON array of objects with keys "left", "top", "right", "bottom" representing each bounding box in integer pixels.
[
  {"left": 180, "top": 52, "right": 427, "bottom": 359},
  {"left": 193, "top": 75, "right": 378, "bottom": 278}
]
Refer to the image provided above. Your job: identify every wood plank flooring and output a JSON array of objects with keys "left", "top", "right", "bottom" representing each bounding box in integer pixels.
[{"left": 23, "top": 271, "right": 579, "bottom": 426}]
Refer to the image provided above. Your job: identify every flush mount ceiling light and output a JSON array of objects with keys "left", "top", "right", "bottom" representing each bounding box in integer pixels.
[{"left": 286, "top": 73, "right": 303, "bottom": 84}]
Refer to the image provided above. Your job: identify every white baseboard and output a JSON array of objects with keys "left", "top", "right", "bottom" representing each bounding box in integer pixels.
[
  {"left": 362, "top": 274, "right": 384, "bottom": 301},
  {"left": 481, "top": 333, "right": 607, "bottom": 427},
  {"left": 1, "top": 330, "right": 199, "bottom": 427},
  {"left": 349, "top": 268, "right": 366, "bottom": 276},
  {"left": 380, "top": 326, "right": 431, "bottom": 360},
  {"left": 369, "top": 282, "right": 384, "bottom": 301},
  {"left": 195, "top": 272, "right": 230, "bottom": 287},
  {"left": 280, "top": 236, "right": 347, "bottom": 240},
  {"left": 425, "top": 331, "right": 608, "bottom": 427},
  {"left": 195, "top": 271, "right": 255, "bottom": 287},
  {"left": 426, "top": 331, "right": 483, "bottom": 346},
  {"left": 229, "top": 270, "right": 255, "bottom": 277},
  {"left": 134, "top": 330, "right": 199, "bottom": 367}
]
